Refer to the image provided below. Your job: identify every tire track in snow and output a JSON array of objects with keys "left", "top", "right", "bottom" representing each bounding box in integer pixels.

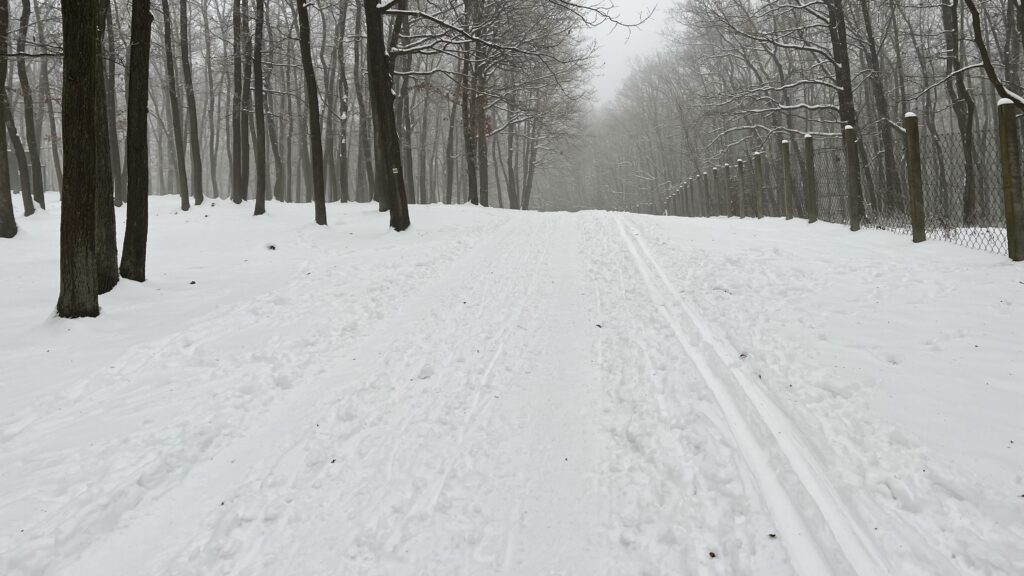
[{"left": 613, "top": 214, "right": 890, "bottom": 576}]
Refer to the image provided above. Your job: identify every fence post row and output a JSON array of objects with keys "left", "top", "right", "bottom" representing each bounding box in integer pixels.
[
  {"left": 904, "top": 113, "right": 926, "bottom": 243},
  {"left": 997, "top": 99, "right": 1024, "bottom": 261}
]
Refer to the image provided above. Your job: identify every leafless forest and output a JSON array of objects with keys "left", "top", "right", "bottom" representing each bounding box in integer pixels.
[{"left": 1, "top": 0, "right": 1023, "bottom": 316}]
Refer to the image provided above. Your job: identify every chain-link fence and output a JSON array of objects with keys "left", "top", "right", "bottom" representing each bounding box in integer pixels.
[{"left": 655, "top": 124, "right": 1017, "bottom": 258}]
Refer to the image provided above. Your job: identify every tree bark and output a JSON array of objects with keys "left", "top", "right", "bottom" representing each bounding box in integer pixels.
[
  {"left": 94, "top": 0, "right": 119, "bottom": 294},
  {"left": 57, "top": 0, "right": 101, "bottom": 318},
  {"left": 253, "top": 0, "right": 266, "bottom": 215},
  {"left": 105, "top": 6, "right": 125, "bottom": 205},
  {"left": 0, "top": 2, "right": 14, "bottom": 238},
  {"left": 17, "top": 0, "right": 44, "bottom": 209},
  {"left": 179, "top": 0, "right": 204, "bottom": 205},
  {"left": 231, "top": 0, "right": 242, "bottom": 203},
  {"left": 363, "top": 0, "right": 409, "bottom": 230},
  {"left": 120, "top": 0, "right": 153, "bottom": 281},
  {"left": 160, "top": 0, "right": 190, "bottom": 210},
  {"left": 296, "top": 0, "right": 326, "bottom": 224}
]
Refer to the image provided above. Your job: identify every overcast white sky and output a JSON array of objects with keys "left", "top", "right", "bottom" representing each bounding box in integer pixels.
[{"left": 587, "top": 0, "right": 669, "bottom": 106}]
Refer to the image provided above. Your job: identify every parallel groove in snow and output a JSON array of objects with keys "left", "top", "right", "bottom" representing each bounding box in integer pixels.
[{"left": 614, "top": 214, "right": 889, "bottom": 576}]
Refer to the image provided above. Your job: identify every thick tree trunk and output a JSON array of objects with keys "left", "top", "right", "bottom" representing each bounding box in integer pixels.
[
  {"left": 57, "top": 0, "right": 101, "bottom": 318},
  {"left": 160, "top": 0, "right": 190, "bottom": 210},
  {"left": 179, "top": 0, "right": 204, "bottom": 205},
  {"left": 296, "top": 0, "right": 326, "bottom": 224},
  {"left": 253, "top": 0, "right": 266, "bottom": 215},
  {"left": 120, "top": 0, "right": 152, "bottom": 281},
  {"left": 0, "top": 2, "right": 14, "bottom": 238},
  {"left": 336, "top": 2, "right": 350, "bottom": 202},
  {"left": 363, "top": 0, "right": 409, "bottom": 230},
  {"left": 94, "top": 0, "right": 119, "bottom": 294}
]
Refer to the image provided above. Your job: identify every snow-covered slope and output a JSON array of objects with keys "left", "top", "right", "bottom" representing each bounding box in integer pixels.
[{"left": 1, "top": 197, "right": 1022, "bottom": 575}]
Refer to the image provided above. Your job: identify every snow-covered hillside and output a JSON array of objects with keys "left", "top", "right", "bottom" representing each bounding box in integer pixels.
[{"left": 1, "top": 197, "right": 1022, "bottom": 575}]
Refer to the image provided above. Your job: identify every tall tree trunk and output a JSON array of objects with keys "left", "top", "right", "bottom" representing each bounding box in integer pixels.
[
  {"left": 57, "top": 0, "right": 101, "bottom": 318},
  {"left": 295, "top": 0, "right": 326, "bottom": 224},
  {"left": 0, "top": 2, "right": 14, "bottom": 238},
  {"left": 460, "top": 42, "right": 478, "bottom": 205},
  {"left": 363, "top": 0, "right": 409, "bottom": 230},
  {"left": 17, "top": 0, "right": 44, "bottom": 209},
  {"left": 201, "top": 0, "right": 219, "bottom": 198},
  {"left": 7, "top": 108, "right": 33, "bottom": 215},
  {"left": 253, "top": 0, "right": 266, "bottom": 215},
  {"left": 105, "top": 6, "right": 125, "bottom": 205},
  {"left": 944, "top": 0, "right": 978, "bottom": 225},
  {"left": 506, "top": 123, "right": 520, "bottom": 209},
  {"left": 475, "top": 67, "right": 488, "bottom": 207},
  {"left": 240, "top": 7, "right": 252, "bottom": 201},
  {"left": 179, "top": 0, "right": 204, "bottom": 204},
  {"left": 160, "top": 0, "right": 190, "bottom": 210},
  {"left": 352, "top": 6, "right": 374, "bottom": 202},
  {"left": 94, "top": 0, "right": 119, "bottom": 294},
  {"left": 444, "top": 98, "right": 457, "bottom": 204},
  {"left": 825, "top": 0, "right": 864, "bottom": 226},
  {"left": 857, "top": 0, "right": 900, "bottom": 213},
  {"left": 120, "top": 0, "right": 153, "bottom": 281},
  {"left": 231, "top": 0, "right": 242, "bottom": 203},
  {"left": 336, "top": 1, "right": 350, "bottom": 202}
]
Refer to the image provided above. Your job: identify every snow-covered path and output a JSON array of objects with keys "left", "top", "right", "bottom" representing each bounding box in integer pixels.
[{"left": 2, "top": 199, "right": 1022, "bottom": 575}]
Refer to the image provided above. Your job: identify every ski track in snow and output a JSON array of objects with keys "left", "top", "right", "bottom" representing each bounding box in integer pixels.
[{"left": 2, "top": 198, "right": 1023, "bottom": 575}]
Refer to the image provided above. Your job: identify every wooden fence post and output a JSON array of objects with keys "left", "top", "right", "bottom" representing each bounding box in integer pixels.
[
  {"left": 711, "top": 167, "right": 720, "bottom": 215},
  {"left": 702, "top": 172, "right": 709, "bottom": 217},
  {"left": 804, "top": 135, "right": 818, "bottom": 223},
  {"left": 844, "top": 125, "right": 864, "bottom": 231},
  {"left": 753, "top": 152, "right": 765, "bottom": 218},
  {"left": 737, "top": 160, "right": 746, "bottom": 218},
  {"left": 998, "top": 99, "right": 1024, "bottom": 261},
  {"left": 782, "top": 140, "right": 794, "bottom": 220},
  {"left": 905, "top": 112, "right": 926, "bottom": 243},
  {"left": 723, "top": 164, "right": 732, "bottom": 216}
]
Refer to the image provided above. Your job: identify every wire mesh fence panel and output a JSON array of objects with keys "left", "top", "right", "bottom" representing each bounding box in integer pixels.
[
  {"left": 919, "top": 130, "right": 1008, "bottom": 254},
  {"left": 860, "top": 131, "right": 911, "bottom": 233},
  {"left": 763, "top": 153, "right": 784, "bottom": 217},
  {"left": 813, "top": 141, "right": 849, "bottom": 224}
]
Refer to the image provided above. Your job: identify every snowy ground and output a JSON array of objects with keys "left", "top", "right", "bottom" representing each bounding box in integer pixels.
[{"left": 1, "top": 195, "right": 1023, "bottom": 576}]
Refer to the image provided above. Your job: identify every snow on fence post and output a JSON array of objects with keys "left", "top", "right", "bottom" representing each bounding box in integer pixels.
[
  {"left": 998, "top": 99, "right": 1024, "bottom": 261},
  {"left": 905, "top": 113, "right": 926, "bottom": 243},
  {"left": 782, "top": 140, "right": 794, "bottom": 220},
  {"left": 753, "top": 152, "right": 765, "bottom": 219},
  {"left": 703, "top": 172, "right": 710, "bottom": 217},
  {"left": 688, "top": 177, "right": 696, "bottom": 215},
  {"left": 723, "top": 164, "right": 732, "bottom": 216},
  {"left": 844, "top": 125, "right": 865, "bottom": 231},
  {"left": 804, "top": 135, "right": 818, "bottom": 223},
  {"left": 712, "top": 167, "right": 720, "bottom": 215},
  {"left": 737, "top": 159, "right": 747, "bottom": 218}
]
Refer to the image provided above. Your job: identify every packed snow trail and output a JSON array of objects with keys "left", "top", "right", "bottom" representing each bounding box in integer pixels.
[{"left": 1, "top": 198, "right": 1023, "bottom": 575}]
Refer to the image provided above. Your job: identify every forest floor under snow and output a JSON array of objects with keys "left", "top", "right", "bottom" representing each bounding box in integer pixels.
[{"left": 1, "top": 195, "right": 1023, "bottom": 576}]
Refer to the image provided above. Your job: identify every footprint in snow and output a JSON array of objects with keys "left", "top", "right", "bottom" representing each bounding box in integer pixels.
[{"left": 417, "top": 365, "right": 435, "bottom": 380}]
